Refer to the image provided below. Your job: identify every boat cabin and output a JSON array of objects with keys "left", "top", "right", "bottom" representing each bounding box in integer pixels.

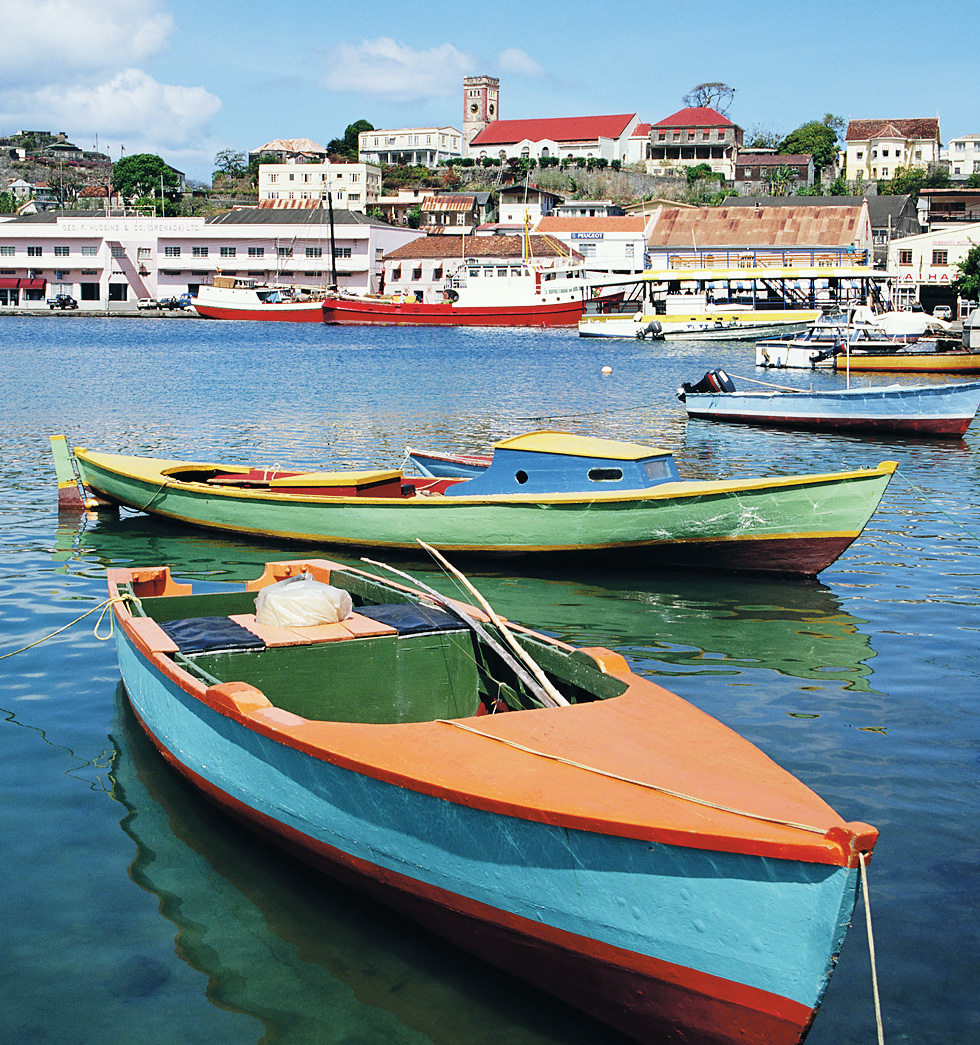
[{"left": 444, "top": 431, "right": 680, "bottom": 497}]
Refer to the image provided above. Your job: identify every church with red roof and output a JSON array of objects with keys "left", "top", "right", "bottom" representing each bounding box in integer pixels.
[{"left": 467, "top": 113, "right": 649, "bottom": 167}]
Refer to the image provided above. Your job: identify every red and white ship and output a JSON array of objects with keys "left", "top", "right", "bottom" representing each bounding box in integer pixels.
[
  {"left": 192, "top": 275, "right": 327, "bottom": 322},
  {"left": 322, "top": 255, "right": 616, "bottom": 327}
]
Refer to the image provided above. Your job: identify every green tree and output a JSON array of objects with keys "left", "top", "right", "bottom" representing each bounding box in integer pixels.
[
  {"left": 778, "top": 122, "right": 838, "bottom": 172},
  {"left": 113, "top": 153, "right": 181, "bottom": 204},
  {"left": 880, "top": 163, "right": 949, "bottom": 201},
  {"left": 0, "top": 190, "right": 17, "bottom": 213},
  {"left": 246, "top": 152, "right": 278, "bottom": 186},
  {"left": 686, "top": 162, "right": 716, "bottom": 185},
  {"left": 952, "top": 244, "right": 980, "bottom": 301},
  {"left": 213, "top": 148, "right": 247, "bottom": 180},
  {"left": 406, "top": 205, "right": 421, "bottom": 229},
  {"left": 327, "top": 120, "right": 374, "bottom": 159},
  {"left": 967, "top": 172, "right": 980, "bottom": 188}
]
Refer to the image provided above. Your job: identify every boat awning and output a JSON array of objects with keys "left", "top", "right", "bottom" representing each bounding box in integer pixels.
[{"left": 19, "top": 278, "right": 46, "bottom": 289}]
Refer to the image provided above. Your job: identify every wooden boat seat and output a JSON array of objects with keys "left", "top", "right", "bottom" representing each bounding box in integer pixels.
[
  {"left": 203, "top": 469, "right": 407, "bottom": 498},
  {"left": 230, "top": 611, "right": 398, "bottom": 646}
]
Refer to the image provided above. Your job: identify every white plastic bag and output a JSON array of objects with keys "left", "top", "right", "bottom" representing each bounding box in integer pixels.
[{"left": 254, "top": 573, "right": 353, "bottom": 627}]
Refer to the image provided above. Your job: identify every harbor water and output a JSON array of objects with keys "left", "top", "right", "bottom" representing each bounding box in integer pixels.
[{"left": 2, "top": 316, "right": 978, "bottom": 1044}]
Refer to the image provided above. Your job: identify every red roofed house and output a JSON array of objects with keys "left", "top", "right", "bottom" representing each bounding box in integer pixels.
[
  {"left": 648, "top": 107, "right": 744, "bottom": 180},
  {"left": 467, "top": 113, "right": 645, "bottom": 166},
  {"left": 843, "top": 118, "right": 941, "bottom": 183}
]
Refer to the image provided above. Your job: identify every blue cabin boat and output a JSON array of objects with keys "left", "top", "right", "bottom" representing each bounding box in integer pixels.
[{"left": 428, "top": 431, "right": 681, "bottom": 495}]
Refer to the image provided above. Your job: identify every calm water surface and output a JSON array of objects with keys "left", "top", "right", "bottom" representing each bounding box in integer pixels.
[{"left": 1, "top": 316, "right": 978, "bottom": 1044}]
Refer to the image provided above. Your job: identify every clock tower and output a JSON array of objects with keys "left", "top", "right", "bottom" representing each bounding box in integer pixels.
[{"left": 463, "top": 75, "right": 499, "bottom": 156}]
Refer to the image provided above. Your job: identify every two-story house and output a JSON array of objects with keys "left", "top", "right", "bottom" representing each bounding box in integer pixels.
[
  {"left": 648, "top": 108, "right": 744, "bottom": 180},
  {"left": 358, "top": 127, "right": 462, "bottom": 168},
  {"left": 943, "top": 134, "right": 980, "bottom": 180},
  {"left": 257, "top": 161, "right": 381, "bottom": 212},
  {"left": 843, "top": 118, "right": 941, "bottom": 182}
]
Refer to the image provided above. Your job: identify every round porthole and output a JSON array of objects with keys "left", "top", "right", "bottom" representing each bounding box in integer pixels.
[{"left": 515, "top": 471, "right": 529, "bottom": 485}]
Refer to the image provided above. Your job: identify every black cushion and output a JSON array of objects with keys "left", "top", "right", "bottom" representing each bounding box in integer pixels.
[
  {"left": 159, "top": 616, "right": 266, "bottom": 654},
  {"left": 356, "top": 602, "right": 467, "bottom": 635}
]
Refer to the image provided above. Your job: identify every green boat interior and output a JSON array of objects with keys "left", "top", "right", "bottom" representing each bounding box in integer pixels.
[{"left": 120, "top": 568, "right": 627, "bottom": 725}]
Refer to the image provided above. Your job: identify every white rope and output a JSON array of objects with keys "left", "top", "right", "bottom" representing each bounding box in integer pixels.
[
  {"left": 437, "top": 718, "right": 828, "bottom": 834},
  {"left": 859, "top": 851, "right": 885, "bottom": 1044}
]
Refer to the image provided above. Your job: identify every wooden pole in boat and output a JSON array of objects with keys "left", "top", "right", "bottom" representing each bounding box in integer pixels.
[
  {"left": 417, "top": 540, "right": 570, "bottom": 707},
  {"left": 361, "top": 556, "right": 567, "bottom": 709}
]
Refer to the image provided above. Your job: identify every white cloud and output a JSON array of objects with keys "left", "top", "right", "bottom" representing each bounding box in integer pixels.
[
  {"left": 1, "top": 69, "right": 221, "bottom": 150},
  {"left": 0, "top": 0, "right": 173, "bottom": 87},
  {"left": 322, "top": 37, "right": 473, "bottom": 101},
  {"left": 498, "top": 47, "right": 544, "bottom": 78}
]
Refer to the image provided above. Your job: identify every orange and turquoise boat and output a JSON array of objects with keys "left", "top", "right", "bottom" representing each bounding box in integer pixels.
[
  {"left": 107, "top": 557, "right": 878, "bottom": 1045},
  {"left": 55, "top": 432, "right": 897, "bottom": 577}
]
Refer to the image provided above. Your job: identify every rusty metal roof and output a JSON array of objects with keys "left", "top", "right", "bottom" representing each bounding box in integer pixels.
[{"left": 647, "top": 204, "right": 866, "bottom": 248}]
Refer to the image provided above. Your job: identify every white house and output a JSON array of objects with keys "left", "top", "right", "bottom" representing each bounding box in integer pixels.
[
  {"left": 358, "top": 127, "right": 462, "bottom": 168},
  {"left": 534, "top": 215, "right": 655, "bottom": 275},
  {"left": 467, "top": 113, "right": 642, "bottom": 166},
  {"left": 257, "top": 161, "right": 381, "bottom": 212},
  {"left": 496, "top": 184, "right": 564, "bottom": 226},
  {"left": 887, "top": 222, "right": 980, "bottom": 316},
  {"left": 942, "top": 134, "right": 980, "bottom": 180},
  {"left": 843, "top": 118, "right": 941, "bottom": 183},
  {"left": 0, "top": 208, "right": 421, "bottom": 308}
]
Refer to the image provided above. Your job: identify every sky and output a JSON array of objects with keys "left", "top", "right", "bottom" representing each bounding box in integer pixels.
[{"left": 1, "top": 0, "right": 977, "bottom": 184}]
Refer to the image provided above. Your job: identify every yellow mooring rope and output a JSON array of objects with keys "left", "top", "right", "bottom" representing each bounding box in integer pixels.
[{"left": 0, "top": 594, "right": 138, "bottom": 660}]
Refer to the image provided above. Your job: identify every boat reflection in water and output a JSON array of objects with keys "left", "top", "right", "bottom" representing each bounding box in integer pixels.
[
  {"left": 72, "top": 509, "right": 878, "bottom": 698},
  {"left": 109, "top": 688, "right": 609, "bottom": 1045}
]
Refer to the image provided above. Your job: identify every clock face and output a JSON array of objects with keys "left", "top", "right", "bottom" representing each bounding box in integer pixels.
[
  {"left": 488, "top": 104, "right": 495, "bottom": 115},
  {"left": 470, "top": 103, "right": 479, "bottom": 113}
]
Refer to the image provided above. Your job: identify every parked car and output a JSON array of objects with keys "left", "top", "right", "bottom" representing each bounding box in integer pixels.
[
  {"left": 933, "top": 304, "right": 953, "bottom": 321},
  {"left": 47, "top": 294, "right": 78, "bottom": 310},
  {"left": 137, "top": 298, "right": 159, "bottom": 310},
  {"left": 158, "top": 294, "right": 193, "bottom": 310}
]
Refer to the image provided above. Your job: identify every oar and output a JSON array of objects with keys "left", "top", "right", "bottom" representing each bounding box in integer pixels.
[
  {"left": 360, "top": 556, "right": 568, "bottom": 709},
  {"left": 417, "top": 540, "right": 569, "bottom": 708}
]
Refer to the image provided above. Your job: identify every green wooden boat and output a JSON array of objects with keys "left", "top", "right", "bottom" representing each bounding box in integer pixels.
[{"left": 53, "top": 431, "right": 897, "bottom": 576}]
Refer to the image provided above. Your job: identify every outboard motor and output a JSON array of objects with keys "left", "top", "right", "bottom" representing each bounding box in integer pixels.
[
  {"left": 677, "top": 369, "right": 735, "bottom": 401},
  {"left": 635, "top": 319, "right": 664, "bottom": 341}
]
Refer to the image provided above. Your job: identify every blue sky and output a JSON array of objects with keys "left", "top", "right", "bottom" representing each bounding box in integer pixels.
[{"left": 1, "top": 0, "right": 976, "bottom": 183}]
